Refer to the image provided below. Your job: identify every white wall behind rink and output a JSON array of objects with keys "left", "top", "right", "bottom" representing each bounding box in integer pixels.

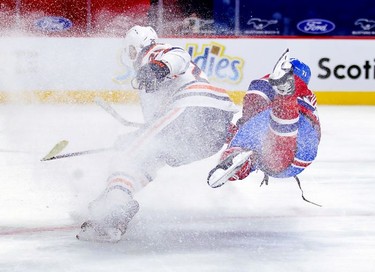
[{"left": 0, "top": 36, "right": 374, "bottom": 95}]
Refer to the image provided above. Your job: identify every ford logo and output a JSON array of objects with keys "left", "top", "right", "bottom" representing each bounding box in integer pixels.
[
  {"left": 35, "top": 16, "right": 72, "bottom": 32},
  {"left": 297, "top": 19, "right": 335, "bottom": 34}
]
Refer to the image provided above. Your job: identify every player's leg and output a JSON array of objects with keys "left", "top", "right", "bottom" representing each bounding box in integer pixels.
[
  {"left": 159, "top": 106, "right": 234, "bottom": 167},
  {"left": 77, "top": 108, "right": 186, "bottom": 242},
  {"left": 77, "top": 106, "right": 233, "bottom": 242},
  {"left": 261, "top": 94, "right": 299, "bottom": 174},
  {"left": 236, "top": 79, "right": 274, "bottom": 126},
  {"left": 271, "top": 114, "right": 320, "bottom": 178},
  {"left": 207, "top": 110, "right": 270, "bottom": 187}
]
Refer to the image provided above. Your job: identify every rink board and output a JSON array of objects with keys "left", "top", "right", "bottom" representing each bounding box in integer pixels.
[
  {"left": 1, "top": 90, "right": 374, "bottom": 105},
  {"left": 0, "top": 36, "right": 374, "bottom": 105}
]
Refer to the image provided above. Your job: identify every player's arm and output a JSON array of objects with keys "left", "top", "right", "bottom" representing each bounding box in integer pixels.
[
  {"left": 237, "top": 78, "right": 274, "bottom": 127},
  {"left": 294, "top": 78, "right": 321, "bottom": 137},
  {"left": 136, "top": 47, "right": 190, "bottom": 92},
  {"left": 156, "top": 47, "right": 191, "bottom": 77}
]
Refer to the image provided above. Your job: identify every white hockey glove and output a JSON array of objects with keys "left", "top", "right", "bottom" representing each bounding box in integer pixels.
[{"left": 135, "top": 60, "right": 170, "bottom": 93}]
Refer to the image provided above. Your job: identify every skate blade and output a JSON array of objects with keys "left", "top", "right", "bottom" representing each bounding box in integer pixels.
[{"left": 207, "top": 151, "right": 252, "bottom": 188}]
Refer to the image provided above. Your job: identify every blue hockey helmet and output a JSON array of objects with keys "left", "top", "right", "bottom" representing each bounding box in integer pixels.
[{"left": 290, "top": 58, "right": 311, "bottom": 85}]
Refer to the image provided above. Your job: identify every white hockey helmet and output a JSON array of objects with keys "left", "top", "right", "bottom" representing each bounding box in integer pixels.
[{"left": 122, "top": 25, "right": 158, "bottom": 68}]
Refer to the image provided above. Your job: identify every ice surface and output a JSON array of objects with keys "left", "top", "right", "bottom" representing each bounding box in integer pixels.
[{"left": 0, "top": 104, "right": 374, "bottom": 272}]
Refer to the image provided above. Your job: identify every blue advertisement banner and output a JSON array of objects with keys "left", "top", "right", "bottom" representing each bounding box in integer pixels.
[{"left": 214, "top": 0, "right": 375, "bottom": 36}]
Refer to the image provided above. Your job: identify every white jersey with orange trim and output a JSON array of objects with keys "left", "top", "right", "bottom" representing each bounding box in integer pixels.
[
  {"left": 77, "top": 30, "right": 238, "bottom": 243},
  {"left": 135, "top": 43, "right": 238, "bottom": 123}
]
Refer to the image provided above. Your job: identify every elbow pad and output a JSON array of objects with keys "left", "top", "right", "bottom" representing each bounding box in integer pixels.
[{"left": 157, "top": 47, "right": 191, "bottom": 76}]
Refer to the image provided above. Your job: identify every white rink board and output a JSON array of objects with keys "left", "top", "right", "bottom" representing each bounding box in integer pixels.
[{"left": 0, "top": 37, "right": 374, "bottom": 93}]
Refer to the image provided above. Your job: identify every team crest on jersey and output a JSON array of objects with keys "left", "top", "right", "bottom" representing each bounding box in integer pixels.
[{"left": 186, "top": 42, "right": 244, "bottom": 84}]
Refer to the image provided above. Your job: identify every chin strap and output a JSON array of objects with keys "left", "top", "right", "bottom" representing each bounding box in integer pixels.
[{"left": 259, "top": 173, "right": 322, "bottom": 207}]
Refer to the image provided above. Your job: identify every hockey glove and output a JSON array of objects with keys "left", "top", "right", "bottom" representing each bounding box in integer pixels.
[{"left": 136, "top": 60, "right": 170, "bottom": 93}]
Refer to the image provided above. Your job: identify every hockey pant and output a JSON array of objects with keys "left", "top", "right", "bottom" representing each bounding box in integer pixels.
[
  {"left": 230, "top": 109, "right": 319, "bottom": 178},
  {"left": 107, "top": 106, "right": 234, "bottom": 194}
]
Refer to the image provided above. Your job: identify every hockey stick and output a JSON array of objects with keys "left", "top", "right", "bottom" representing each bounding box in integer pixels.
[
  {"left": 41, "top": 140, "right": 69, "bottom": 160},
  {"left": 41, "top": 147, "right": 112, "bottom": 161},
  {"left": 42, "top": 99, "right": 143, "bottom": 161},
  {"left": 41, "top": 140, "right": 114, "bottom": 161},
  {"left": 94, "top": 98, "right": 143, "bottom": 128}
]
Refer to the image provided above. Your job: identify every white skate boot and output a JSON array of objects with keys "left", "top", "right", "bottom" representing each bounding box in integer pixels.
[
  {"left": 207, "top": 148, "right": 253, "bottom": 188},
  {"left": 76, "top": 187, "right": 139, "bottom": 243}
]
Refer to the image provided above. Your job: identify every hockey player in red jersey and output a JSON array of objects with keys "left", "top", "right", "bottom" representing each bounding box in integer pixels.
[
  {"left": 76, "top": 25, "right": 238, "bottom": 242},
  {"left": 207, "top": 49, "right": 321, "bottom": 191}
]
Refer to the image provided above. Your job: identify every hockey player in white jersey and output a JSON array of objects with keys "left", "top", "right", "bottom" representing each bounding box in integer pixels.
[{"left": 76, "top": 25, "right": 238, "bottom": 242}]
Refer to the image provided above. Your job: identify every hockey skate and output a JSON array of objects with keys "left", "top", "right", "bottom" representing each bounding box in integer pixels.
[
  {"left": 76, "top": 188, "right": 139, "bottom": 243},
  {"left": 207, "top": 148, "right": 253, "bottom": 188}
]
